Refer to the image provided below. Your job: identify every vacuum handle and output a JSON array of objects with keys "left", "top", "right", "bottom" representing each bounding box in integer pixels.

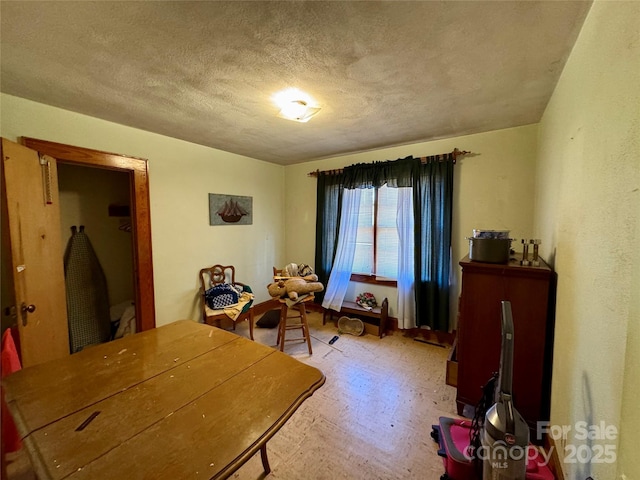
[
  {"left": 499, "top": 301, "right": 515, "bottom": 396},
  {"left": 503, "top": 394, "right": 516, "bottom": 435}
]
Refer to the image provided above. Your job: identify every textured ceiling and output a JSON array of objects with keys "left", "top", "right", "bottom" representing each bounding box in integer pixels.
[{"left": 0, "top": 1, "right": 592, "bottom": 165}]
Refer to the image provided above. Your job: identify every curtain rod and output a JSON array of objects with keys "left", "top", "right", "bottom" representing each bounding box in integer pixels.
[{"left": 307, "top": 148, "right": 471, "bottom": 177}]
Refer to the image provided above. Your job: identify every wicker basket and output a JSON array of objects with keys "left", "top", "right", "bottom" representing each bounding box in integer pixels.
[{"left": 337, "top": 316, "right": 365, "bottom": 336}]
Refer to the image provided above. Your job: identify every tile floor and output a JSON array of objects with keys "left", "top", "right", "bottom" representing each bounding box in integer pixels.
[
  {"left": 230, "top": 310, "right": 458, "bottom": 479},
  {"left": 5, "top": 311, "right": 459, "bottom": 480}
]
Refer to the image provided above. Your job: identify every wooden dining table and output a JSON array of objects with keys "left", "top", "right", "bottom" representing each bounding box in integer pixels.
[{"left": 2, "top": 319, "right": 325, "bottom": 479}]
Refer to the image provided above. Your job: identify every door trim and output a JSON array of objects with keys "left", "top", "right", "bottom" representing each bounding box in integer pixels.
[{"left": 21, "top": 137, "right": 156, "bottom": 332}]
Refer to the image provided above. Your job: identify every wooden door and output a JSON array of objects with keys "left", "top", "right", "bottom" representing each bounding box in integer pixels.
[
  {"left": 2, "top": 137, "right": 156, "bottom": 367},
  {"left": 1, "top": 138, "right": 69, "bottom": 366}
]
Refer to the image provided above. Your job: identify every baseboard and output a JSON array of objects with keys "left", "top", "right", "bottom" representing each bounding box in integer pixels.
[
  {"left": 253, "top": 299, "right": 281, "bottom": 315},
  {"left": 402, "top": 327, "right": 455, "bottom": 345},
  {"left": 259, "top": 301, "right": 455, "bottom": 344},
  {"left": 254, "top": 299, "right": 324, "bottom": 315},
  {"left": 304, "top": 302, "right": 324, "bottom": 313}
]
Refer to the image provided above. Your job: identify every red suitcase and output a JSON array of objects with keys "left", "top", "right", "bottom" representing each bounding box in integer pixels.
[
  {"left": 431, "top": 417, "right": 479, "bottom": 480},
  {"left": 525, "top": 448, "right": 555, "bottom": 480},
  {"left": 431, "top": 417, "right": 555, "bottom": 480}
]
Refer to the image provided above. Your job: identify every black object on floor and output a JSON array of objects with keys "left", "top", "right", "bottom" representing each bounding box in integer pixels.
[
  {"left": 329, "top": 335, "right": 339, "bottom": 345},
  {"left": 414, "top": 338, "right": 446, "bottom": 348},
  {"left": 256, "top": 309, "right": 280, "bottom": 328}
]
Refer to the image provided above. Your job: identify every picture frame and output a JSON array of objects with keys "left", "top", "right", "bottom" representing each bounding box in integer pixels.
[{"left": 209, "top": 193, "right": 253, "bottom": 226}]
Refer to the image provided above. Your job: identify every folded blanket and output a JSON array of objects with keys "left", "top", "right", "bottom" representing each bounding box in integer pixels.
[{"left": 285, "top": 293, "right": 311, "bottom": 308}]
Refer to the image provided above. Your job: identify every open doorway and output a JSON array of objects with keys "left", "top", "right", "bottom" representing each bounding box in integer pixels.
[
  {"left": 58, "top": 163, "right": 136, "bottom": 348},
  {"left": 21, "top": 137, "right": 156, "bottom": 336}
]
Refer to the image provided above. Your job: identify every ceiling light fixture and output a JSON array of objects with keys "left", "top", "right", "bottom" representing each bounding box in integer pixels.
[
  {"left": 273, "top": 88, "right": 321, "bottom": 123},
  {"left": 278, "top": 100, "right": 321, "bottom": 123}
]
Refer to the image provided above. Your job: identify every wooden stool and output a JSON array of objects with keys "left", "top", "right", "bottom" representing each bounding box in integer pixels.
[{"left": 277, "top": 295, "right": 314, "bottom": 354}]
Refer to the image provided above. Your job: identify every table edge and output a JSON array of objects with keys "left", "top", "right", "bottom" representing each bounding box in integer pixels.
[{"left": 213, "top": 371, "right": 326, "bottom": 480}]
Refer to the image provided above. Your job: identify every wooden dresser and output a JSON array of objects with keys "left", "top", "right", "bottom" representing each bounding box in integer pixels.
[{"left": 456, "top": 254, "right": 555, "bottom": 438}]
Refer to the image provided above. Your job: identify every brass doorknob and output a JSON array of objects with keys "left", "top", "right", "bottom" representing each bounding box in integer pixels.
[
  {"left": 21, "top": 303, "right": 36, "bottom": 314},
  {"left": 20, "top": 303, "right": 36, "bottom": 326}
]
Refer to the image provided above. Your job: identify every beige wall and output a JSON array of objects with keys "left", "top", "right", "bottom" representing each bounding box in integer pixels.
[
  {"left": 1, "top": 94, "right": 286, "bottom": 327},
  {"left": 621, "top": 262, "right": 640, "bottom": 478},
  {"left": 285, "top": 124, "right": 538, "bottom": 324},
  {"left": 534, "top": 1, "right": 640, "bottom": 478}
]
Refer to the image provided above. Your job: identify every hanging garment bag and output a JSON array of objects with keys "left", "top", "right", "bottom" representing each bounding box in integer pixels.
[{"left": 64, "top": 226, "right": 111, "bottom": 353}]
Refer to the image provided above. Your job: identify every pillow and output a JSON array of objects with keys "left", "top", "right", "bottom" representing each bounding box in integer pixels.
[
  {"left": 298, "top": 264, "right": 314, "bottom": 277},
  {"left": 204, "top": 283, "right": 239, "bottom": 309},
  {"left": 256, "top": 309, "right": 281, "bottom": 328}
]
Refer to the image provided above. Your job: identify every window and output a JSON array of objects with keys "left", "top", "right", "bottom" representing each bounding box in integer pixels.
[
  {"left": 316, "top": 154, "right": 454, "bottom": 330},
  {"left": 352, "top": 185, "right": 399, "bottom": 279}
]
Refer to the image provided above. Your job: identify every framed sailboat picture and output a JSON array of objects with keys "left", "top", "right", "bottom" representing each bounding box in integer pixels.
[{"left": 209, "top": 194, "right": 253, "bottom": 226}]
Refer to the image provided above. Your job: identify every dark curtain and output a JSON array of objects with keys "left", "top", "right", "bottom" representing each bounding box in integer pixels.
[
  {"left": 314, "top": 171, "right": 344, "bottom": 303},
  {"left": 314, "top": 154, "right": 454, "bottom": 331},
  {"left": 413, "top": 154, "right": 455, "bottom": 331},
  {"left": 342, "top": 156, "right": 415, "bottom": 189}
]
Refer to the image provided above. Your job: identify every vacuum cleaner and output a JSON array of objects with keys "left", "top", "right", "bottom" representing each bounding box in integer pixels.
[
  {"left": 432, "top": 301, "right": 552, "bottom": 480},
  {"left": 481, "top": 300, "right": 530, "bottom": 479}
]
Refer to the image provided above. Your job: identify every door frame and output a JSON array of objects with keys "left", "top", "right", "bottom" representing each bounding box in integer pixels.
[{"left": 21, "top": 137, "right": 156, "bottom": 332}]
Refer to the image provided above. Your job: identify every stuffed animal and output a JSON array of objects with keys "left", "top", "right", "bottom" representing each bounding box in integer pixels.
[
  {"left": 279, "top": 263, "right": 314, "bottom": 278},
  {"left": 267, "top": 274, "right": 324, "bottom": 301}
]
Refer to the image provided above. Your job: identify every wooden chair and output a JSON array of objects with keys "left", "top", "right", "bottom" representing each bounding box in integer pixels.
[{"left": 199, "top": 265, "right": 255, "bottom": 340}]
